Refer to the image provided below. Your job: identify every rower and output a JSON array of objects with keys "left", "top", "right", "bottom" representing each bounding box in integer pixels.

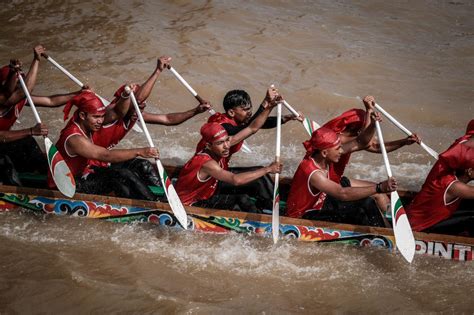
[
  {"left": 47, "top": 90, "right": 158, "bottom": 200},
  {"left": 176, "top": 90, "right": 282, "bottom": 212},
  {"left": 285, "top": 117, "right": 397, "bottom": 227},
  {"left": 87, "top": 56, "right": 211, "bottom": 188},
  {"left": 322, "top": 95, "right": 420, "bottom": 214},
  {"left": 194, "top": 88, "right": 301, "bottom": 210},
  {"left": 406, "top": 120, "right": 474, "bottom": 236},
  {"left": 0, "top": 45, "right": 82, "bottom": 183}
]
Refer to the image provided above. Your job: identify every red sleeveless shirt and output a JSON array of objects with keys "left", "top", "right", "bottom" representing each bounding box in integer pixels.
[
  {"left": 406, "top": 143, "right": 474, "bottom": 231},
  {"left": 176, "top": 152, "right": 228, "bottom": 205},
  {"left": 286, "top": 157, "right": 330, "bottom": 218},
  {"left": 0, "top": 99, "right": 27, "bottom": 131}
]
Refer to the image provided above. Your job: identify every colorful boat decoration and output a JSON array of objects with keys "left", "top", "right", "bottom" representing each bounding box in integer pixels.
[{"left": 0, "top": 184, "right": 473, "bottom": 262}]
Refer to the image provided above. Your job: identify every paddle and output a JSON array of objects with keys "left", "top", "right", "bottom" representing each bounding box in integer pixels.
[
  {"left": 168, "top": 66, "right": 252, "bottom": 153},
  {"left": 374, "top": 119, "right": 415, "bottom": 263},
  {"left": 127, "top": 87, "right": 188, "bottom": 229},
  {"left": 271, "top": 102, "right": 282, "bottom": 244},
  {"left": 282, "top": 100, "right": 320, "bottom": 136},
  {"left": 16, "top": 72, "right": 76, "bottom": 198},
  {"left": 42, "top": 53, "right": 143, "bottom": 133},
  {"left": 374, "top": 102, "right": 439, "bottom": 160}
]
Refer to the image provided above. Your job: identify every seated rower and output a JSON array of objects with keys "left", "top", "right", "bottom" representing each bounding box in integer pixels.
[
  {"left": 47, "top": 91, "right": 158, "bottom": 200},
  {"left": 194, "top": 88, "right": 300, "bottom": 209},
  {"left": 0, "top": 45, "right": 82, "bottom": 182},
  {"left": 406, "top": 120, "right": 474, "bottom": 236},
  {"left": 176, "top": 92, "right": 282, "bottom": 212},
  {"left": 88, "top": 56, "right": 210, "bottom": 187},
  {"left": 286, "top": 122, "right": 397, "bottom": 227},
  {"left": 322, "top": 95, "right": 420, "bottom": 213}
]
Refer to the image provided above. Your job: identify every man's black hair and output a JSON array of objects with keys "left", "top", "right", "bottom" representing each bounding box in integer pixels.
[{"left": 223, "top": 90, "right": 251, "bottom": 112}]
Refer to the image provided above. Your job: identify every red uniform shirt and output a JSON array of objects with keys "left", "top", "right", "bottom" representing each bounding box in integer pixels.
[
  {"left": 286, "top": 157, "right": 330, "bottom": 218},
  {"left": 406, "top": 143, "right": 474, "bottom": 231},
  {"left": 88, "top": 117, "right": 136, "bottom": 168},
  {"left": 195, "top": 112, "right": 243, "bottom": 157},
  {"left": 0, "top": 99, "right": 27, "bottom": 131},
  {"left": 176, "top": 152, "right": 228, "bottom": 205},
  {"left": 47, "top": 120, "right": 92, "bottom": 188}
]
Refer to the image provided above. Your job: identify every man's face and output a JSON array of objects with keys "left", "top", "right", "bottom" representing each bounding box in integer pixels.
[
  {"left": 208, "top": 136, "right": 231, "bottom": 158},
  {"left": 81, "top": 112, "right": 105, "bottom": 132},
  {"left": 323, "top": 144, "right": 343, "bottom": 163},
  {"left": 230, "top": 103, "right": 252, "bottom": 125}
]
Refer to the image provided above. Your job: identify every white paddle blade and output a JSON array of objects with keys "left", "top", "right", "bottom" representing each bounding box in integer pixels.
[
  {"left": 45, "top": 138, "right": 76, "bottom": 198},
  {"left": 155, "top": 160, "right": 188, "bottom": 229},
  {"left": 391, "top": 191, "right": 416, "bottom": 263},
  {"left": 303, "top": 118, "right": 320, "bottom": 136},
  {"left": 132, "top": 124, "right": 143, "bottom": 133},
  {"left": 272, "top": 174, "right": 280, "bottom": 244},
  {"left": 420, "top": 142, "right": 439, "bottom": 160},
  {"left": 241, "top": 142, "right": 252, "bottom": 153}
]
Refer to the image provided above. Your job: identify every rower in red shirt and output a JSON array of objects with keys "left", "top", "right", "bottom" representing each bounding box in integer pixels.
[
  {"left": 286, "top": 112, "right": 397, "bottom": 227},
  {"left": 322, "top": 96, "right": 421, "bottom": 214},
  {"left": 176, "top": 88, "right": 282, "bottom": 212},
  {"left": 406, "top": 120, "right": 474, "bottom": 235},
  {"left": 0, "top": 45, "right": 82, "bottom": 185},
  {"left": 88, "top": 56, "right": 210, "bottom": 187},
  {"left": 48, "top": 90, "right": 158, "bottom": 200}
]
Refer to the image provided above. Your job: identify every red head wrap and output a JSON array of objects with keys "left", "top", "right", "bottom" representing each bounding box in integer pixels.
[
  {"left": 322, "top": 108, "right": 366, "bottom": 134},
  {"left": 466, "top": 119, "right": 474, "bottom": 136},
  {"left": 200, "top": 122, "right": 228, "bottom": 143},
  {"left": 303, "top": 127, "right": 341, "bottom": 158},
  {"left": 0, "top": 65, "right": 10, "bottom": 84},
  {"left": 63, "top": 91, "right": 106, "bottom": 121}
]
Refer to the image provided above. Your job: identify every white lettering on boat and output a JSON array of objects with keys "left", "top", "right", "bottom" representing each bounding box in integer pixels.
[{"left": 415, "top": 240, "right": 473, "bottom": 261}]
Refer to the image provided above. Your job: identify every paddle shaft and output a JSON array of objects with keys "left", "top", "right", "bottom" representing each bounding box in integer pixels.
[
  {"left": 374, "top": 120, "right": 393, "bottom": 177},
  {"left": 374, "top": 102, "right": 438, "bottom": 160},
  {"left": 17, "top": 73, "right": 41, "bottom": 124},
  {"left": 272, "top": 102, "right": 282, "bottom": 243},
  {"left": 42, "top": 53, "right": 111, "bottom": 106}
]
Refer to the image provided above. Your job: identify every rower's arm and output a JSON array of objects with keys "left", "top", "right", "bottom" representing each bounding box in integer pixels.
[
  {"left": 341, "top": 115, "right": 377, "bottom": 154},
  {"left": 143, "top": 102, "right": 210, "bottom": 125},
  {"left": 310, "top": 171, "right": 395, "bottom": 201},
  {"left": 0, "top": 123, "right": 47, "bottom": 143},
  {"left": 67, "top": 135, "right": 158, "bottom": 163},
  {"left": 201, "top": 160, "right": 280, "bottom": 186},
  {"left": 31, "top": 91, "right": 80, "bottom": 108},
  {"left": 366, "top": 134, "right": 420, "bottom": 153},
  {"left": 447, "top": 181, "right": 474, "bottom": 200}
]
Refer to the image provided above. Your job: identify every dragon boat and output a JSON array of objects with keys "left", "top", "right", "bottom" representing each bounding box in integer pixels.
[{"left": 0, "top": 168, "right": 473, "bottom": 262}]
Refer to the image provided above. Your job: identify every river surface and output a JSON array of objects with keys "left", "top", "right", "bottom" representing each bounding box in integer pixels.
[{"left": 0, "top": 0, "right": 473, "bottom": 313}]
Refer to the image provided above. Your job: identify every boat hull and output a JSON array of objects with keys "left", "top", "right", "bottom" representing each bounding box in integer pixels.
[{"left": 0, "top": 185, "right": 473, "bottom": 262}]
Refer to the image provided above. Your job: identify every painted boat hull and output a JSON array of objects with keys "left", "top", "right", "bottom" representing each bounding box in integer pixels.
[{"left": 0, "top": 185, "right": 473, "bottom": 262}]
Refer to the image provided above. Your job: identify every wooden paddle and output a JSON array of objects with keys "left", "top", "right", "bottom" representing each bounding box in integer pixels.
[
  {"left": 168, "top": 66, "right": 252, "bottom": 153},
  {"left": 375, "top": 119, "right": 416, "bottom": 263},
  {"left": 41, "top": 53, "right": 143, "bottom": 133},
  {"left": 127, "top": 87, "right": 188, "bottom": 229},
  {"left": 282, "top": 100, "right": 320, "bottom": 136},
  {"left": 272, "top": 102, "right": 282, "bottom": 244},
  {"left": 374, "top": 102, "right": 439, "bottom": 160},
  {"left": 16, "top": 72, "right": 76, "bottom": 198}
]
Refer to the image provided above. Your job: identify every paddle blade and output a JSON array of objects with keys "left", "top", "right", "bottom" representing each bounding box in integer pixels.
[
  {"left": 132, "top": 124, "right": 143, "bottom": 133},
  {"left": 391, "top": 191, "right": 416, "bottom": 263},
  {"left": 302, "top": 118, "right": 320, "bottom": 136},
  {"left": 45, "top": 137, "right": 76, "bottom": 198},
  {"left": 272, "top": 174, "right": 280, "bottom": 244},
  {"left": 241, "top": 142, "right": 252, "bottom": 153},
  {"left": 420, "top": 141, "right": 439, "bottom": 160},
  {"left": 155, "top": 160, "right": 188, "bottom": 229}
]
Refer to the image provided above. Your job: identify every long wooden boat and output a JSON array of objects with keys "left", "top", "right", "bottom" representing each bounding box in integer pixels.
[{"left": 1, "top": 178, "right": 473, "bottom": 262}]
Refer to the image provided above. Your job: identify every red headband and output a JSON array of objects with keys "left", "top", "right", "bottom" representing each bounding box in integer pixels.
[
  {"left": 303, "top": 127, "right": 341, "bottom": 158},
  {"left": 322, "top": 108, "right": 366, "bottom": 133},
  {"left": 200, "top": 122, "right": 228, "bottom": 143},
  {"left": 63, "top": 91, "right": 106, "bottom": 121}
]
